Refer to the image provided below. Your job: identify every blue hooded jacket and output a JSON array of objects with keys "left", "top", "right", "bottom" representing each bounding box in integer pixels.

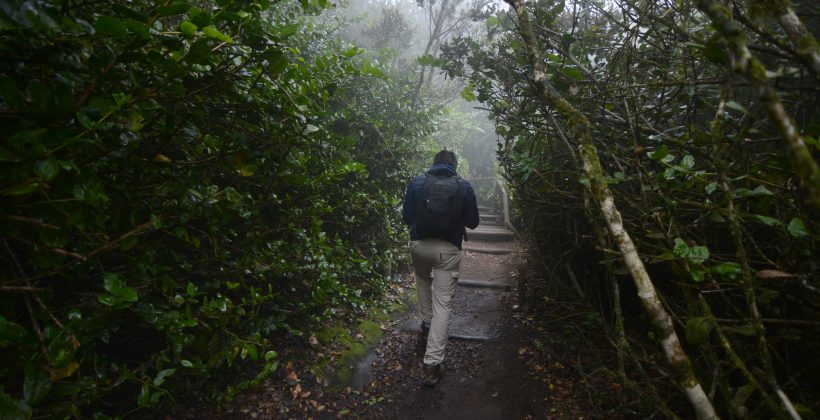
[{"left": 402, "top": 164, "right": 480, "bottom": 249}]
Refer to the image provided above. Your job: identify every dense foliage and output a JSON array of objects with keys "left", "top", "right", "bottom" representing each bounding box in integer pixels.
[
  {"left": 442, "top": 0, "right": 819, "bottom": 417},
  {"left": 0, "top": 0, "right": 439, "bottom": 416}
]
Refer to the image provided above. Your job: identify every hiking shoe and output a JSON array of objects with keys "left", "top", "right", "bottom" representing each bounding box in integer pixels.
[{"left": 422, "top": 363, "right": 443, "bottom": 387}]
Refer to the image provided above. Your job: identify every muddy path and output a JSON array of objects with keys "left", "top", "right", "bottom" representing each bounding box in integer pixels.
[
  {"left": 213, "top": 229, "right": 636, "bottom": 419},
  {"left": 314, "top": 228, "right": 629, "bottom": 419}
]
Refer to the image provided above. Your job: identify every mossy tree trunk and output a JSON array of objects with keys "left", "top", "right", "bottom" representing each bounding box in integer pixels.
[
  {"left": 503, "top": 0, "right": 718, "bottom": 418},
  {"left": 696, "top": 0, "right": 820, "bottom": 209}
]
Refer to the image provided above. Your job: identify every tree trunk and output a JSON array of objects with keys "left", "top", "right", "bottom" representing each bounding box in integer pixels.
[
  {"left": 696, "top": 0, "right": 820, "bottom": 209},
  {"left": 503, "top": 0, "right": 718, "bottom": 418}
]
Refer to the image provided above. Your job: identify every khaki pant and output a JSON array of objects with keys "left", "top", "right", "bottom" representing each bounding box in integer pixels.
[{"left": 410, "top": 239, "right": 461, "bottom": 365}]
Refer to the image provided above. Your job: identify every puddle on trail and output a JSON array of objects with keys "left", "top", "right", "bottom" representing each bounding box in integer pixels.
[{"left": 349, "top": 347, "right": 378, "bottom": 390}]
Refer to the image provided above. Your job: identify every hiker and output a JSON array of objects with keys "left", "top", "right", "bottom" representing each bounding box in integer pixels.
[{"left": 402, "top": 149, "right": 480, "bottom": 386}]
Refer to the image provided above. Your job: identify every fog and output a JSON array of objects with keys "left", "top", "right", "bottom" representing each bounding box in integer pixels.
[{"left": 330, "top": 0, "right": 502, "bottom": 179}]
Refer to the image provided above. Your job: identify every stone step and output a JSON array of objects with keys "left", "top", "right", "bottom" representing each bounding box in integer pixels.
[{"left": 461, "top": 246, "right": 516, "bottom": 255}]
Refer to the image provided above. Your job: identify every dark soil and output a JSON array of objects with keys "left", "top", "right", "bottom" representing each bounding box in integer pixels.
[{"left": 207, "top": 236, "right": 641, "bottom": 419}]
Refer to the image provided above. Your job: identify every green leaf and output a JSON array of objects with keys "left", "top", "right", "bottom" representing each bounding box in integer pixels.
[
  {"left": 125, "top": 21, "right": 151, "bottom": 39},
  {"left": 648, "top": 145, "right": 668, "bottom": 161},
  {"left": 0, "top": 390, "right": 32, "bottom": 420},
  {"left": 3, "top": 182, "right": 39, "bottom": 196},
  {"left": 0, "top": 74, "right": 24, "bottom": 109},
  {"left": 713, "top": 262, "right": 741, "bottom": 278},
  {"left": 460, "top": 84, "right": 476, "bottom": 102},
  {"left": 787, "top": 218, "right": 810, "bottom": 238},
  {"left": 244, "top": 345, "right": 258, "bottom": 362},
  {"left": 722, "top": 324, "right": 756, "bottom": 336},
  {"left": 753, "top": 214, "right": 781, "bottom": 227},
  {"left": 95, "top": 16, "right": 127, "bottom": 37},
  {"left": 734, "top": 185, "right": 774, "bottom": 198},
  {"left": 340, "top": 47, "right": 358, "bottom": 58},
  {"left": 265, "top": 350, "right": 278, "bottom": 362},
  {"left": 184, "top": 39, "right": 212, "bottom": 64},
  {"left": 260, "top": 48, "right": 288, "bottom": 76},
  {"left": 35, "top": 159, "right": 61, "bottom": 181},
  {"left": 137, "top": 384, "right": 161, "bottom": 407},
  {"left": 202, "top": 25, "right": 232, "bottom": 43},
  {"left": 180, "top": 20, "right": 197, "bottom": 37},
  {"left": 672, "top": 238, "right": 709, "bottom": 264},
  {"left": 561, "top": 66, "right": 584, "bottom": 81},
  {"left": 181, "top": 360, "right": 193, "bottom": 368},
  {"left": 152, "top": 368, "right": 176, "bottom": 386},
  {"left": 680, "top": 155, "right": 695, "bottom": 170},
  {"left": 703, "top": 36, "right": 729, "bottom": 65},
  {"left": 99, "top": 273, "right": 138, "bottom": 306},
  {"left": 417, "top": 54, "right": 442, "bottom": 66},
  {"left": 26, "top": 79, "right": 51, "bottom": 110},
  {"left": 689, "top": 267, "right": 706, "bottom": 282},
  {"left": 224, "top": 187, "right": 242, "bottom": 203},
  {"left": 0, "top": 315, "right": 27, "bottom": 342},
  {"left": 708, "top": 211, "right": 726, "bottom": 223},
  {"left": 155, "top": 3, "right": 191, "bottom": 16},
  {"left": 672, "top": 238, "right": 689, "bottom": 257},
  {"left": 688, "top": 245, "right": 710, "bottom": 264},
  {"left": 686, "top": 317, "right": 713, "bottom": 344},
  {"left": 111, "top": 4, "right": 150, "bottom": 22},
  {"left": 24, "top": 367, "right": 51, "bottom": 406},
  {"left": 705, "top": 181, "right": 718, "bottom": 194},
  {"left": 726, "top": 100, "right": 751, "bottom": 116}
]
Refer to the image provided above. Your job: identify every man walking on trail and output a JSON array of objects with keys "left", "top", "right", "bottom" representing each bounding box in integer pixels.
[{"left": 402, "top": 150, "right": 479, "bottom": 386}]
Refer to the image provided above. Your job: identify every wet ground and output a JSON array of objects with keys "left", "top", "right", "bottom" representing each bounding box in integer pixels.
[{"left": 211, "top": 226, "right": 637, "bottom": 419}]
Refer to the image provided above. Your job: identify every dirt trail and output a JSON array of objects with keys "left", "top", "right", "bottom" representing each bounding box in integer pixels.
[
  {"left": 313, "top": 228, "right": 606, "bottom": 419},
  {"left": 215, "top": 223, "right": 632, "bottom": 419}
]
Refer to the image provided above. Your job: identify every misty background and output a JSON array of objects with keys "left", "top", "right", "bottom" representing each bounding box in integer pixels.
[{"left": 322, "top": 0, "right": 502, "bottom": 179}]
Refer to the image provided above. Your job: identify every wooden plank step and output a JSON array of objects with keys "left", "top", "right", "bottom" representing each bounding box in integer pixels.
[
  {"left": 469, "top": 229, "right": 515, "bottom": 239},
  {"left": 462, "top": 246, "right": 515, "bottom": 255},
  {"left": 457, "top": 279, "right": 511, "bottom": 290},
  {"left": 402, "top": 329, "right": 490, "bottom": 342},
  {"left": 450, "top": 334, "right": 490, "bottom": 342}
]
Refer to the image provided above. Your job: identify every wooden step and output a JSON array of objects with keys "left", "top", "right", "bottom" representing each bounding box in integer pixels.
[
  {"left": 468, "top": 228, "right": 515, "bottom": 242},
  {"left": 457, "top": 279, "right": 512, "bottom": 290},
  {"left": 450, "top": 334, "right": 490, "bottom": 341},
  {"left": 403, "top": 328, "right": 490, "bottom": 342},
  {"left": 462, "top": 246, "right": 516, "bottom": 255}
]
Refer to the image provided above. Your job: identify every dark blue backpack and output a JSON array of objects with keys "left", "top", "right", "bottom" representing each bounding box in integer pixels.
[{"left": 415, "top": 173, "right": 461, "bottom": 240}]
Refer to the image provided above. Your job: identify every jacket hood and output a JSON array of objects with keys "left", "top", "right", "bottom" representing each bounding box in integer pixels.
[{"left": 427, "top": 163, "right": 457, "bottom": 176}]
